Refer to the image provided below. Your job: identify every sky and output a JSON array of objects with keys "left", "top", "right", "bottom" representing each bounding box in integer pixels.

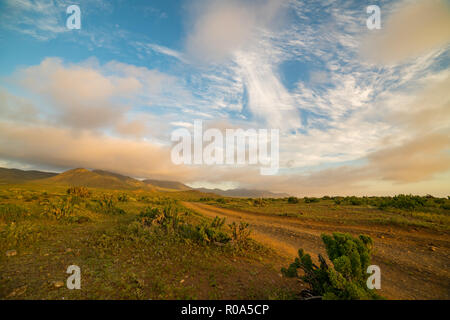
[{"left": 0, "top": 0, "right": 449, "bottom": 196}]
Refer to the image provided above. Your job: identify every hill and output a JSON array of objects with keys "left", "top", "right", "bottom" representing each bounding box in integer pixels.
[
  {"left": 38, "top": 168, "right": 151, "bottom": 190},
  {"left": 0, "top": 167, "right": 57, "bottom": 183},
  {"left": 142, "top": 179, "right": 191, "bottom": 191},
  {"left": 0, "top": 167, "right": 289, "bottom": 197}
]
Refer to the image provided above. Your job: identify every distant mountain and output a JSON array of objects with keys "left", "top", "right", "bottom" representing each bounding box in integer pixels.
[
  {"left": 92, "top": 169, "right": 150, "bottom": 189},
  {"left": 194, "top": 187, "right": 289, "bottom": 198},
  {"left": 142, "top": 179, "right": 191, "bottom": 191},
  {"left": 0, "top": 167, "right": 57, "bottom": 183},
  {"left": 39, "top": 168, "right": 152, "bottom": 190},
  {"left": 0, "top": 167, "right": 289, "bottom": 197}
]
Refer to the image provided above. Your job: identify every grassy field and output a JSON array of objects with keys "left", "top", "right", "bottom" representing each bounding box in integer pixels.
[
  {"left": 1, "top": 184, "right": 449, "bottom": 299},
  {"left": 0, "top": 184, "right": 300, "bottom": 299},
  {"left": 195, "top": 195, "right": 450, "bottom": 231}
]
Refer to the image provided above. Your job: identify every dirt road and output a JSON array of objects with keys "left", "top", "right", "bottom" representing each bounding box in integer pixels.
[{"left": 182, "top": 202, "right": 450, "bottom": 299}]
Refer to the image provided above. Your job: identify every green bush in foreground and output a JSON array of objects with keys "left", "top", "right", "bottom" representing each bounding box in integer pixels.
[
  {"left": 282, "top": 232, "right": 382, "bottom": 300},
  {"left": 138, "top": 206, "right": 231, "bottom": 245}
]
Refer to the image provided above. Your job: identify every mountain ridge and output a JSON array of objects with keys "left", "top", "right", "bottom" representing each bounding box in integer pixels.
[
  {"left": 0, "top": 167, "right": 57, "bottom": 183},
  {"left": 0, "top": 167, "right": 289, "bottom": 197},
  {"left": 142, "top": 179, "right": 191, "bottom": 191}
]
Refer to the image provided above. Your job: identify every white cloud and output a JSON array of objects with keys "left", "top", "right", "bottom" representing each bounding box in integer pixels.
[{"left": 361, "top": 0, "right": 450, "bottom": 64}]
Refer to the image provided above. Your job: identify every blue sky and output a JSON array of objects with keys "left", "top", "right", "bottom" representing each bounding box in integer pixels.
[{"left": 0, "top": 0, "right": 449, "bottom": 196}]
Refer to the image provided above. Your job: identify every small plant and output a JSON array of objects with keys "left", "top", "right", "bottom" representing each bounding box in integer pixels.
[
  {"left": 229, "top": 221, "right": 251, "bottom": 245},
  {"left": 180, "top": 216, "right": 231, "bottom": 244},
  {"left": 117, "top": 193, "right": 129, "bottom": 202},
  {"left": 281, "top": 232, "right": 382, "bottom": 300},
  {"left": 210, "top": 216, "right": 226, "bottom": 228},
  {"left": 46, "top": 198, "right": 74, "bottom": 220},
  {"left": 138, "top": 207, "right": 161, "bottom": 225},
  {"left": 96, "top": 194, "right": 125, "bottom": 215},
  {"left": 253, "top": 198, "right": 265, "bottom": 207},
  {"left": 67, "top": 186, "right": 91, "bottom": 198},
  {"left": 148, "top": 205, "right": 182, "bottom": 230}
]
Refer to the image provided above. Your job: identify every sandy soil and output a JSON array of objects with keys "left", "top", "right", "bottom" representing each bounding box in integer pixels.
[{"left": 182, "top": 202, "right": 450, "bottom": 300}]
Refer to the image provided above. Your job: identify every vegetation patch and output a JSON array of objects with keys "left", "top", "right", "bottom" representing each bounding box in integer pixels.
[{"left": 282, "top": 232, "right": 382, "bottom": 300}]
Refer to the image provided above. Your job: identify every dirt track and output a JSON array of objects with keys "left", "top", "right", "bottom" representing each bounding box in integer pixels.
[{"left": 182, "top": 202, "right": 450, "bottom": 300}]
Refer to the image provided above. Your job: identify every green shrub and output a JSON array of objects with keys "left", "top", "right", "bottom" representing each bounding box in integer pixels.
[
  {"left": 140, "top": 206, "right": 231, "bottom": 245},
  {"left": 252, "top": 198, "right": 265, "bottom": 207},
  {"left": 138, "top": 206, "right": 160, "bottom": 226},
  {"left": 1, "top": 222, "right": 50, "bottom": 248},
  {"left": 287, "top": 197, "right": 299, "bottom": 204},
  {"left": 46, "top": 198, "right": 75, "bottom": 220},
  {"left": 67, "top": 186, "right": 91, "bottom": 198},
  {"left": 330, "top": 194, "right": 450, "bottom": 212},
  {"left": 304, "top": 197, "right": 320, "bottom": 203},
  {"left": 0, "top": 204, "right": 29, "bottom": 223},
  {"left": 96, "top": 194, "right": 125, "bottom": 215},
  {"left": 117, "top": 193, "right": 129, "bottom": 202},
  {"left": 229, "top": 221, "right": 251, "bottom": 245},
  {"left": 181, "top": 219, "right": 231, "bottom": 244},
  {"left": 281, "top": 232, "right": 382, "bottom": 300},
  {"left": 139, "top": 204, "right": 183, "bottom": 231},
  {"left": 441, "top": 203, "right": 450, "bottom": 210}
]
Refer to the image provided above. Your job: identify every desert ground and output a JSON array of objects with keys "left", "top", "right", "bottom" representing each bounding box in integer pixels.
[
  {"left": 183, "top": 201, "right": 450, "bottom": 299},
  {"left": 1, "top": 169, "right": 449, "bottom": 300}
]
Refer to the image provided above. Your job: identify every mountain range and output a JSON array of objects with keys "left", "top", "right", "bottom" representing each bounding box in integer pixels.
[{"left": 0, "top": 167, "right": 289, "bottom": 198}]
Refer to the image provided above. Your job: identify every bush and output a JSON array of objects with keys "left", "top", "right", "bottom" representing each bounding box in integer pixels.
[
  {"left": 252, "top": 198, "right": 265, "bottom": 207},
  {"left": 304, "top": 197, "right": 320, "bottom": 203},
  {"left": 117, "top": 193, "right": 129, "bottom": 202},
  {"left": 138, "top": 205, "right": 184, "bottom": 231},
  {"left": 140, "top": 206, "right": 231, "bottom": 245},
  {"left": 0, "top": 204, "right": 29, "bottom": 223},
  {"left": 329, "top": 194, "right": 450, "bottom": 211},
  {"left": 46, "top": 198, "right": 75, "bottom": 220},
  {"left": 138, "top": 206, "right": 161, "bottom": 225},
  {"left": 67, "top": 186, "right": 91, "bottom": 198},
  {"left": 96, "top": 194, "right": 125, "bottom": 215},
  {"left": 1, "top": 222, "right": 50, "bottom": 248},
  {"left": 229, "top": 221, "right": 251, "bottom": 245},
  {"left": 281, "top": 232, "right": 382, "bottom": 300},
  {"left": 181, "top": 217, "right": 231, "bottom": 245},
  {"left": 376, "top": 194, "right": 426, "bottom": 210},
  {"left": 287, "top": 197, "right": 299, "bottom": 204}
]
